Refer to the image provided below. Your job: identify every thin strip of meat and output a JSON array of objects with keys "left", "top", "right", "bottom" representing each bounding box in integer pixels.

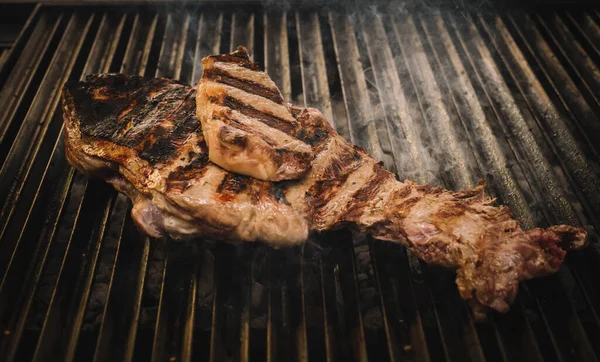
[
  {"left": 62, "top": 52, "right": 587, "bottom": 320},
  {"left": 280, "top": 105, "right": 587, "bottom": 320}
]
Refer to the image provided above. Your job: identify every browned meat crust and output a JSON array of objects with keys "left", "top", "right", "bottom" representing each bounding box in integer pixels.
[
  {"left": 63, "top": 73, "right": 308, "bottom": 244},
  {"left": 62, "top": 61, "right": 587, "bottom": 320},
  {"left": 197, "top": 46, "right": 315, "bottom": 181}
]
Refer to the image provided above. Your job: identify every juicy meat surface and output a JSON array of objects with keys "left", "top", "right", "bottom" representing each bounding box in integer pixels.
[
  {"left": 197, "top": 46, "right": 314, "bottom": 181},
  {"left": 63, "top": 73, "right": 308, "bottom": 244},
  {"left": 62, "top": 54, "right": 587, "bottom": 319}
]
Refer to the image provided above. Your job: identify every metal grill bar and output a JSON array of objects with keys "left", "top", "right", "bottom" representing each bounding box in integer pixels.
[
  {"left": 4, "top": 10, "right": 122, "bottom": 361},
  {"left": 60, "top": 16, "right": 128, "bottom": 359},
  {"left": 0, "top": 5, "right": 39, "bottom": 86},
  {"left": 356, "top": 12, "right": 479, "bottom": 362},
  {"left": 416, "top": 14, "right": 545, "bottom": 362},
  {"left": 566, "top": 11, "right": 600, "bottom": 63},
  {"left": 90, "top": 13, "right": 156, "bottom": 362},
  {"left": 262, "top": 16, "right": 299, "bottom": 362},
  {"left": 147, "top": 13, "right": 197, "bottom": 362},
  {"left": 0, "top": 11, "right": 99, "bottom": 362},
  {"left": 442, "top": 12, "right": 589, "bottom": 357},
  {"left": 0, "top": 8, "right": 56, "bottom": 147},
  {"left": 0, "top": 11, "right": 63, "bottom": 218},
  {"left": 541, "top": 14, "right": 600, "bottom": 109},
  {"left": 1, "top": 3, "right": 600, "bottom": 362},
  {"left": 477, "top": 13, "right": 600, "bottom": 355},
  {"left": 480, "top": 14, "right": 600, "bottom": 224}
]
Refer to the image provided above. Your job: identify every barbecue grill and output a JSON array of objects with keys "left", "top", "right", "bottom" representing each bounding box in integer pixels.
[{"left": 0, "top": 0, "right": 599, "bottom": 361}]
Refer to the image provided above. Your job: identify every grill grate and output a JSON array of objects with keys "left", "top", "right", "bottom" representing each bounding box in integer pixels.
[{"left": 0, "top": 3, "right": 600, "bottom": 362}]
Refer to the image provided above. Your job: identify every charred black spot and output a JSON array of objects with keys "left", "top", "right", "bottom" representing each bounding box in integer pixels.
[
  {"left": 272, "top": 183, "right": 291, "bottom": 205},
  {"left": 208, "top": 47, "right": 259, "bottom": 70},
  {"left": 217, "top": 174, "right": 250, "bottom": 200},
  {"left": 302, "top": 128, "right": 330, "bottom": 146},
  {"left": 170, "top": 94, "right": 200, "bottom": 139},
  {"left": 139, "top": 137, "right": 178, "bottom": 165},
  {"left": 64, "top": 74, "right": 201, "bottom": 165},
  {"left": 167, "top": 152, "right": 210, "bottom": 184},
  {"left": 190, "top": 152, "right": 209, "bottom": 167},
  {"left": 289, "top": 105, "right": 303, "bottom": 119},
  {"left": 66, "top": 75, "right": 184, "bottom": 137},
  {"left": 296, "top": 129, "right": 307, "bottom": 140}
]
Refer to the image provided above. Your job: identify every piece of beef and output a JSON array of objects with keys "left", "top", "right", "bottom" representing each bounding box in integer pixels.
[
  {"left": 62, "top": 73, "right": 308, "bottom": 244},
  {"left": 197, "top": 46, "right": 313, "bottom": 181},
  {"left": 62, "top": 59, "right": 587, "bottom": 320}
]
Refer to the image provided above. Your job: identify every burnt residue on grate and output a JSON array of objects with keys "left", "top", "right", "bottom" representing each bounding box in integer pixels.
[{"left": 0, "top": 2, "right": 599, "bottom": 362}]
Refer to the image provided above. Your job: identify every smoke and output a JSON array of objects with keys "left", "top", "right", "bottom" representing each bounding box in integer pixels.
[
  {"left": 134, "top": 0, "right": 517, "bottom": 191},
  {"left": 70, "top": 0, "right": 560, "bottom": 331}
]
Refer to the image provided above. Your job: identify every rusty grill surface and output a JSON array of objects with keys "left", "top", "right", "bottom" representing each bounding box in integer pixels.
[{"left": 0, "top": 2, "right": 600, "bottom": 362}]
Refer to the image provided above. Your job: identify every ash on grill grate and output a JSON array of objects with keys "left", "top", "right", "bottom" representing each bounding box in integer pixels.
[{"left": 0, "top": 2, "right": 599, "bottom": 362}]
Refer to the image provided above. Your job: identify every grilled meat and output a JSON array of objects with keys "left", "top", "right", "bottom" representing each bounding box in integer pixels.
[
  {"left": 197, "top": 46, "right": 313, "bottom": 181},
  {"left": 63, "top": 74, "right": 308, "bottom": 244},
  {"left": 62, "top": 51, "right": 587, "bottom": 319}
]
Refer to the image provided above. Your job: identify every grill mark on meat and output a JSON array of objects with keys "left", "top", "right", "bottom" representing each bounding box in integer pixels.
[
  {"left": 307, "top": 147, "right": 364, "bottom": 221},
  {"left": 205, "top": 95, "right": 308, "bottom": 150},
  {"left": 292, "top": 108, "right": 332, "bottom": 147},
  {"left": 216, "top": 173, "right": 250, "bottom": 202},
  {"left": 214, "top": 95, "right": 328, "bottom": 147},
  {"left": 207, "top": 48, "right": 260, "bottom": 71},
  {"left": 320, "top": 146, "right": 362, "bottom": 180},
  {"left": 198, "top": 47, "right": 322, "bottom": 181},
  {"left": 306, "top": 176, "right": 351, "bottom": 215},
  {"left": 136, "top": 89, "right": 199, "bottom": 164},
  {"left": 378, "top": 184, "right": 424, "bottom": 220},
  {"left": 214, "top": 112, "right": 315, "bottom": 179},
  {"left": 166, "top": 151, "right": 210, "bottom": 192},
  {"left": 343, "top": 164, "right": 392, "bottom": 221},
  {"left": 395, "top": 196, "right": 422, "bottom": 219},
  {"left": 139, "top": 136, "right": 178, "bottom": 164},
  {"left": 271, "top": 183, "right": 291, "bottom": 205},
  {"left": 220, "top": 95, "right": 295, "bottom": 133},
  {"left": 170, "top": 92, "right": 200, "bottom": 138},
  {"left": 203, "top": 67, "right": 284, "bottom": 104},
  {"left": 275, "top": 147, "right": 314, "bottom": 170},
  {"left": 68, "top": 74, "right": 199, "bottom": 165},
  {"left": 394, "top": 182, "right": 415, "bottom": 200},
  {"left": 218, "top": 113, "right": 280, "bottom": 146}
]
